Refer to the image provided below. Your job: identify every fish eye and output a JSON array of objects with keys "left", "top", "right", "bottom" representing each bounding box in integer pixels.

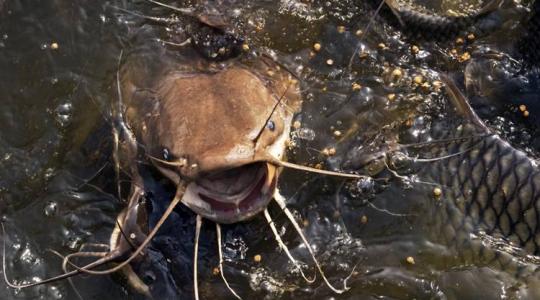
[
  {"left": 163, "top": 148, "right": 170, "bottom": 160},
  {"left": 266, "top": 120, "right": 275, "bottom": 131}
]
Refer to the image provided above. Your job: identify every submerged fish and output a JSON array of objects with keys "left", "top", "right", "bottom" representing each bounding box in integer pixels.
[
  {"left": 380, "top": 76, "right": 540, "bottom": 260},
  {"left": 381, "top": 0, "right": 503, "bottom": 40}
]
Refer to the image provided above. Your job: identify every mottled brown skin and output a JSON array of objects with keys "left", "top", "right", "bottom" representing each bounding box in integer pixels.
[
  {"left": 120, "top": 56, "right": 301, "bottom": 223},
  {"left": 125, "top": 62, "right": 300, "bottom": 178}
]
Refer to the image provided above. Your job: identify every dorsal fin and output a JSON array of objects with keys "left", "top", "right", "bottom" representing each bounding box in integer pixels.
[{"left": 439, "top": 74, "right": 489, "bottom": 132}]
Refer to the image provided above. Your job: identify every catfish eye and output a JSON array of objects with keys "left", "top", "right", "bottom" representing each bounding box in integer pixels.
[
  {"left": 163, "top": 148, "right": 170, "bottom": 160},
  {"left": 266, "top": 120, "right": 275, "bottom": 131}
]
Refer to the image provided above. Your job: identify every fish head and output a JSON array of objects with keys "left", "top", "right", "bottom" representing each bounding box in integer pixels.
[{"left": 126, "top": 58, "right": 301, "bottom": 223}]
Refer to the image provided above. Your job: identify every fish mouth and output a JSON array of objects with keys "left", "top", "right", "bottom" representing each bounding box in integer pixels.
[{"left": 181, "top": 162, "right": 277, "bottom": 224}]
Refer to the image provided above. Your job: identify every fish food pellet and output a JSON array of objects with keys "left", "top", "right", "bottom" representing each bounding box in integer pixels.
[
  {"left": 352, "top": 82, "right": 362, "bottom": 91},
  {"left": 391, "top": 68, "right": 403, "bottom": 81},
  {"left": 253, "top": 254, "right": 262, "bottom": 263},
  {"left": 406, "top": 256, "right": 415, "bottom": 265},
  {"left": 360, "top": 215, "right": 368, "bottom": 224},
  {"left": 326, "top": 59, "right": 334, "bottom": 66},
  {"left": 524, "top": 110, "right": 530, "bottom": 117},
  {"left": 337, "top": 25, "right": 346, "bottom": 33},
  {"left": 413, "top": 75, "right": 424, "bottom": 85},
  {"left": 313, "top": 42, "right": 321, "bottom": 52},
  {"left": 213, "top": 267, "right": 220, "bottom": 275},
  {"left": 459, "top": 52, "right": 471, "bottom": 62},
  {"left": 242, "top": 43, "right": 250, "bottom": 51},
  {"left": 455, "top": 37, "right": 464, "bottom": 45},
  {"left": 387, "top": 93, "right": 396, "bottom": 101},
  {"left": 467, "top": 33, "right": 475, "bottom": 41},
  {"left": 411, "top": 45, "right": 419, "bottom": 54},
  {"left": 433, "top": 187, "right": 442, "bottom": 197},
  {"left": 50, "top": 42, "right": 59, "bottom": 50},
  {"left": 519, "top": 104, "right": 527, "bottom": 112},
  {"left": 355, "top": 29, "right": 363, "bottom": 36}
]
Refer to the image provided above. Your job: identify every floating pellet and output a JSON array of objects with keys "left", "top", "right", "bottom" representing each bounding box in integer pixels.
[
  {"left": 242, "top": 43, "right": 250, "bottom": 51},
  {"left": 387, "top": 93, "right": 396, "bottom": 101},
  {"left": 360, "top": 215, "right": 368, "bottom": 224},
  {"left": 50, "top": 42, "right": 59, "bottom": 50},
  {"left": 355, "top": 29, "right": 363, "bottom": 36},
  {"left": 333, "top": 130, "right": 342, "bottom": 137},
  {"left": 467, "top": 33, "right": 475, "bottom": 41},
  {"left": 326, "top": 59, "right": 334, "bottom": 65},
  {"left": 406, "top": 256, "right": 415, "bottom": 265},
  {"left": 455, "top": 37, "right": 464, "bottom": 45},
  {"left": 391, "top": 68, "right": 403, "bottom": 81},
  {"left": 411, "top": 45, "right": 419, "bottom": 54},
  {"left": 433, "top": 187, "right": 442, "bottom": 198},
  {"left": 313, "top": 42, "right": 321, "bottom": 52},
  {"left": 293, "top": 120, "right": 301, "bottom": 129},
  {"left": 213, "top": 267, "right": 220, "bottom": 275},
  {"left": 524, "top": 110, "right": 530, "bottom": 117},
  {"left": 413, "top": 75, "right": 424, "bottom": 85},
  {"left": 253, "top": 254, "right": 262, "bottom": 263},
  {"left": 459, "top": 52, "right": 471, "bottom": 62},
  {"left": 378, "top": 43, "right": 386, "bottom": 50},
  {"left": 337, "top": 25, "right": 346, "bottom": 33},
  {"left": 519, "top": 104, "right": 527, "bottom": 112},
  {"left": 352, "top": 82, "right": 362, "bottom": 91}
]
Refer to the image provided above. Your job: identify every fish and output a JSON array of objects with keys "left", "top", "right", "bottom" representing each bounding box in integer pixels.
[
  {"left": 420, "top": 77, "right": 540, "bottom": 254},
  {"left": 381, "top": 0, "right": 504, "bottom": 40},
  {"left": 1, "top": 2, "right": 363, "bottom": 298},
  {"left": 369, "top": 75, "right": 540, "bottom": 262}
]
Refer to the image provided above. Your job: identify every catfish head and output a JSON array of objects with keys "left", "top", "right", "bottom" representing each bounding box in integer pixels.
[{"left": 123, "top": 57, "right": 301, "bottom": 224}]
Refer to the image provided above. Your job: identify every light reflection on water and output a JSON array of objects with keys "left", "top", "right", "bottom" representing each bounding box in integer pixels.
[{"left": 0, "top": 0, "right": 539, "bottom": 299}]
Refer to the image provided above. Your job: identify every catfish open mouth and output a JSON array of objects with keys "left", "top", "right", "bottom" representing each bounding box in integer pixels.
[{"left": 182, "top": 162, "right": 277, "bottom": 223}]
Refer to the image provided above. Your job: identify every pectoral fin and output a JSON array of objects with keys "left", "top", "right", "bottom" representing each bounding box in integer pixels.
[{"left": 439, "top": 74, "right": 489, "bottom": 132}]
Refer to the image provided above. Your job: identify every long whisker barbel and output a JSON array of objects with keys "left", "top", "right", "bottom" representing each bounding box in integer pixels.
[
  {"left": 272, "top": 189, "right": 355, "bottom": 294},
  {"left": 264, "top": 209, "right": 316, "bottom": 284},
  {"left": 216, "top": 224, "right": 242, "bottom": 299}
]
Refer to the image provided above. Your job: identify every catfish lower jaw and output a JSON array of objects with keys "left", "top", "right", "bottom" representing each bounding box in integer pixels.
[{"left": 181, "top": 163, "right": 277, "bottom": 224}]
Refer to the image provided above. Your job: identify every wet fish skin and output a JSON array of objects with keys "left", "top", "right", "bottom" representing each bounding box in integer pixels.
[
  {"left": 400, "top": 77, "right": 540, "bottom": 258},
  {"left": 414, "top": 122, "right": 540, "bottom": 255},
  {"left": 380, "top": 0, "right": 503, "bottom": 40}
]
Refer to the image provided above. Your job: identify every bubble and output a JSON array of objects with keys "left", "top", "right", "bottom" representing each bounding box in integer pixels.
[
  {"left": 48, "top": 285, "right": 64, "bottom": 300},
  {"left": 66, "top": 236, "right": 82, "bottom": 251},
  {"left": 54, "top": 102, "right": 73, "bottom": 127},
  {"left": 295, "top": 127, "right": 315, "bottom": 141},
  {"left": 44, "top": 201, "right": 58, "bottom": 217},
  {"left": 355, "top": 176, "right": 375, "bottom": 195}
]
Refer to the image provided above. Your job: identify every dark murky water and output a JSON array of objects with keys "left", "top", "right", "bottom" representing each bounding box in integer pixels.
[{"left": 1, "top": 0, "right": 539, "bottom": 299}]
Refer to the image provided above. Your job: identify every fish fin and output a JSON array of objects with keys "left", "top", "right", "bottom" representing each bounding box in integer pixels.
[
  {"left": 383, "top": 0, "right": 406, "bottom": 26},
  {"left": 478, "top": 0, "right": 504, "bottom": 15},
  {"left": 439, "top": 74, "right": 489, "bottom": 132}
]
